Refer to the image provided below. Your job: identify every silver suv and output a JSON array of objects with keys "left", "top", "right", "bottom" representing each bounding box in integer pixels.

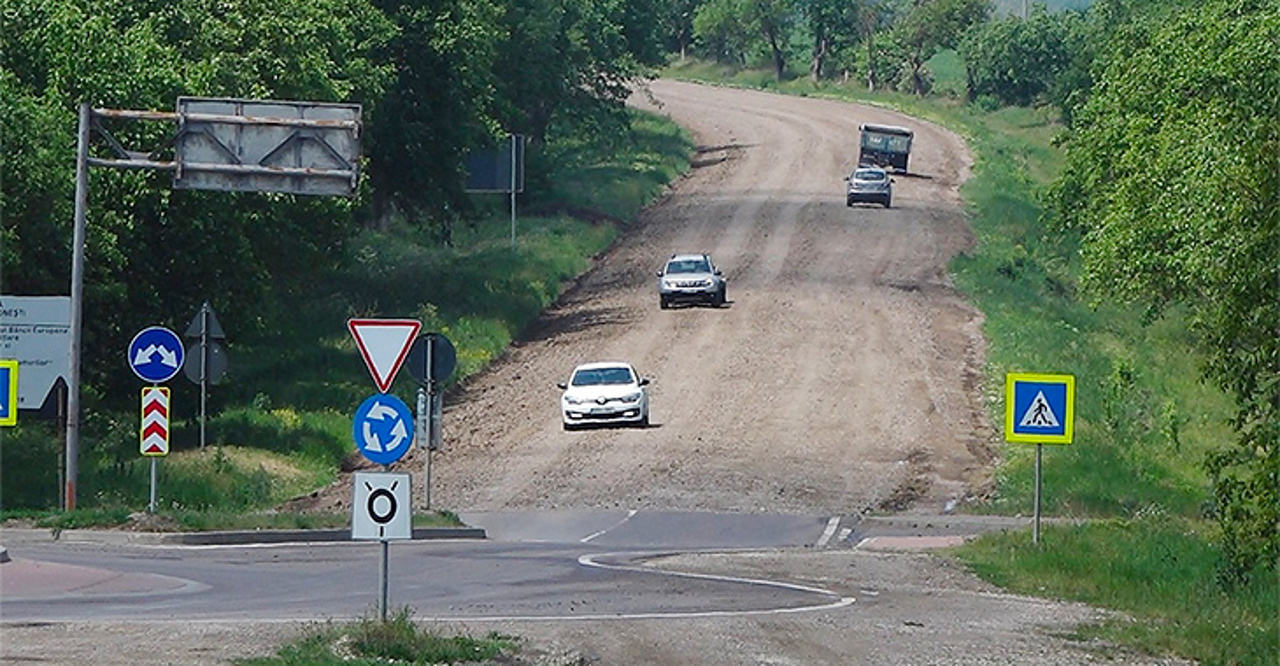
[{"left": 657, "top": 253, "right": 726, "bottom": 308}]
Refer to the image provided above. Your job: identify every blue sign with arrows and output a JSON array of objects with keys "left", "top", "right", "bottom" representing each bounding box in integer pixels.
[
  {"left": 129, "top": 326, "right": 185, "bottom": 383},
  {"left": 353, "top": 393, "right": 415, "bottom": 465}
]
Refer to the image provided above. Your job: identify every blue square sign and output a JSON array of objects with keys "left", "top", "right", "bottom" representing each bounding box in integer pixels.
[
  {"left": 0, "top": 360, "right": 18, "bottom": 426},
  {"left": 1005, "top": 373, "right": 1074, "bottom": 444}
]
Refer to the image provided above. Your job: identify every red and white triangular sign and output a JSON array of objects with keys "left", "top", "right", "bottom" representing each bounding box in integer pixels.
[{"left": 347, "top": 318, "right": 422, "bottom": 393}]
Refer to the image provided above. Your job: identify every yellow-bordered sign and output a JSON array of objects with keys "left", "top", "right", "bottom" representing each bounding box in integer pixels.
[
  {"left": 0, "top": 360, "right": 17, "bottom": 426},
  {"left": 1005, "top": 373, "right": 1074, "bottom": 444}
]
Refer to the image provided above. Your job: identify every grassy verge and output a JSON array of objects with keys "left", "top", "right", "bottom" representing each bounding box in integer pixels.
[
  {"left": 662, "top": 58, "right": 1274, "bottom": 664},
  {"left": 957, "top": 519, "right": 1278, "bottom": 664},
  {"left": 234, "top": 609, "right": 518, "bottom": 665}
]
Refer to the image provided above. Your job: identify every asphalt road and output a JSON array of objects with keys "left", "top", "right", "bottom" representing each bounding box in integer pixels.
[{"left": 2, "top": 511, "right": 945, "bottom": 623}]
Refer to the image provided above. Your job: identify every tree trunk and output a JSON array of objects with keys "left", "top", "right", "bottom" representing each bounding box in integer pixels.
[
  {"left": 810, "top": 34, "right": 829, "bottom": 83},
  {"left": 865, "top": 32, "right": 877, "bottom": 91},
  {"left": 767, "top": 30, "right": 786, "bottom": 81}
]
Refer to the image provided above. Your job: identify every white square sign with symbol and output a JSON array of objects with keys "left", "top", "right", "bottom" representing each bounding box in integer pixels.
[{"left": 352, "top": 472, "right": 412, "bottom": 540}]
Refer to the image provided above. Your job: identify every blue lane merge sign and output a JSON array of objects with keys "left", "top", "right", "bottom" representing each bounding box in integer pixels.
[
  {"left": 0, "top": 360, "right": 17, "bottom": 426},
  {"left": 1005, "top": 373, "right": 1075, "bottom": 444},
  {"left": 129, "top": 326, "right": 185, "bottom": 383},
  {"left": 353, "top": 393, "right": 415, "bottom": 465}
]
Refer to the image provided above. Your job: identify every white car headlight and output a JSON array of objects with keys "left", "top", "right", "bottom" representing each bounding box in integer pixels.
[
  {"left": 620, "top": 391, "right": 643, "bottom": 403},
  {"left": 564, "top": 395, "right": 588, "bottom": 405}
]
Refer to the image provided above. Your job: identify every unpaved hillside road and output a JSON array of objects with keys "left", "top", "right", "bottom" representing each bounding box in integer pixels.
[{"left": 431, "top": 79, "right": 994, "bottom": 515}]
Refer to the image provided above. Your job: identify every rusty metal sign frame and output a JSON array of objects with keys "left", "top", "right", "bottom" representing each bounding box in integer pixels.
[
  {"left": 62, "top": 98, "right": 361, "bottom": 510},
  {"left": 86, "top": 98, "right": 361, "bottom": 197}
]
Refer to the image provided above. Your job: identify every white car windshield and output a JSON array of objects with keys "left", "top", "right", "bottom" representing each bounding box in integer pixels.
[
  {"left": 666, "top": 259, "right": 710, "bottom": 274},
  {"left": 572, "top": 367, "right": 635, "bottom": 386},
  {"left": 855, "top": 169, "right": 886, "bottom": 181}
]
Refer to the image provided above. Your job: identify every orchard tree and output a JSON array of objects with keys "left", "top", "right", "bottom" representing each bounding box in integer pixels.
[
  {"left": 1050, "top": 0, "right": 1279, "bottom": 584},
  {"left": 959, "top": 6, "right": 1083, "bottom": 106},
  {"left": 801, "top": 0, "right": 862, "bottom": 82},
  {"left": 694, "top": 0, "right": 796, "bottom": 80},
  {"left": 895, "top": 0, "right": 989, "bottom": 95},
  {"left": 692, "top": 0, "right": 753, "bottom": 65}
]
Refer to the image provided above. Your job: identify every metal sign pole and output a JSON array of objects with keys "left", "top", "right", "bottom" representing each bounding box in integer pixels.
[
  {"left": 424, "top": 337, "right": 434, "bottom": 510},
  {"left": 200, "top": 304, "right": 209, "bottom": 449},
  {"left": 509, "top": 134, "right": 517, "bottom": 248},
  {"left": 379, "top": 539, "right": 389, "bottom": 622},
  {"left": 148, "top": 458, "right": 158, "bottom": 513},
  {"left": 1033, "top": 443, "right": 1043, "bottom": 545}
]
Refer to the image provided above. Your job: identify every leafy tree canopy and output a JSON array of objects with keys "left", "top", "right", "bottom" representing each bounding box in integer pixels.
[{"left": 1050, "top": 0, "right": 1280, "bottom": 582}]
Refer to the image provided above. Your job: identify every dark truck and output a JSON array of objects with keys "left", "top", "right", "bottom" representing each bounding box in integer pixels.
[{"left": 858, "top": 123, "right": 913, "bottom": 173}]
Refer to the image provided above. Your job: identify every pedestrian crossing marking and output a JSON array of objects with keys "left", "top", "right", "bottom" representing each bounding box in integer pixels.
[
  {"left": 0, "top": 360, "right": 17, "bottom": 427},
  {"left": 1018, "top": 391, "right": 1060, "bottom": 428}
]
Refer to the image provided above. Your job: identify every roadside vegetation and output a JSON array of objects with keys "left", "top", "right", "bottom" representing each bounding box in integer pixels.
[
  {"left": 663, "top": 1, "right": 1277, "bottom": 663},
  {"left": 3, "top": 0, "right": 1275, "bottom": 664},
  {"left": 233, "top": 609, "right": 522, "bottom": 666}
]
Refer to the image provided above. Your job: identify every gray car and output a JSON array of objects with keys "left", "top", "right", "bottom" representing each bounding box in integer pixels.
[
  {"left": 657, "top": 253, "right": 726, "bottom": 308},
  {"left": 845, "top": 166, "right": 893, "bottom": 208}
]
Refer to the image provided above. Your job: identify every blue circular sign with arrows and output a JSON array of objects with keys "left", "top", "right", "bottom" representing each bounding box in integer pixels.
[
  {"left": 353, "top": 393, "right": 415, "bottom": 465},
  {"left": 128, "top": 326, "right": 185, "bottom": 383}
]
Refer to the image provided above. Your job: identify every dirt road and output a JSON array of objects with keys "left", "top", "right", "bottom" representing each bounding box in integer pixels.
[{"left": 429, "top": 79, "right": 993, "bottom": 516}]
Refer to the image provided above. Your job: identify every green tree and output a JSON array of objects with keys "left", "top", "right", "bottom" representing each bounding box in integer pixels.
[
  {"left": 693, "top": 0, "right": 796, "bottom": 80},
  {"left": 363, "top": 0, "right": 503, "bottom": 235},
  {"left": 491, "top": 0, "right": 646, "bottom": 149},
  {"left": 1050, "top": 0, "right": 1280, "bottom": 583},
  {"left": 693, "top": 0, "right": 756, "bottom": 66},
  {"left": 1, "top": 0, "right": 394, "bottom": 412},
  {"left": 895, "top": 0, "right": 989, "bottom": 95},
  {"left": 958, "top": 6, "right": 1082, "bottom": 106},
  {"left": 801, "top": 0, "right": 862, "bottom": 82}
]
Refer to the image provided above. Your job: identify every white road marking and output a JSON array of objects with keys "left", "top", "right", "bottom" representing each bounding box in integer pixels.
[
  {"left": 580, "top": 509, "right": 638, "bottom": 543},
  {"left": 815, "top": 516, "right": 840, "bottom": 547},
  {"left": 838, "top": 527, "right": 853, "bottom": 542}
]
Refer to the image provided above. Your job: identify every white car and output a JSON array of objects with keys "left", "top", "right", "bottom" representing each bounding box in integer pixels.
[{"left": 557, "top": 362, "right": 650, "bottom": 430}]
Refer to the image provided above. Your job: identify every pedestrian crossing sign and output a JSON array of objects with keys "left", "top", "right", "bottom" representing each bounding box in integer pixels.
[
  {"left": 1005, "top": 373, "right": 1074, "bottom": 444},
  {"left": 0, "top": 360, "right": 17, "bottom": 426}
]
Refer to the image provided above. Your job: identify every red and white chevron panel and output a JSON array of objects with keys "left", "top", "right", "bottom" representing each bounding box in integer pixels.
[{"left": 140, "top": 386, "right": 170, "bottom": 457}]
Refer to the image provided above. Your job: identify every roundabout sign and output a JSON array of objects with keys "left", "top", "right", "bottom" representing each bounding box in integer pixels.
[{"left": 353, "top": 393, "right": 415, "bottom": 465}]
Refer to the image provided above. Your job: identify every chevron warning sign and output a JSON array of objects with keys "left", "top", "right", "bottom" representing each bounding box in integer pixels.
[{"left": 140, "top": 386, "right": 170, "bottom": 456}]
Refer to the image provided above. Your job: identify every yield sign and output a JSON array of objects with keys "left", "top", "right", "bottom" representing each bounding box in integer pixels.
[
  {"left": 347, "top": 319, "right": 421, "bottom": 393},
  {"left": 140, "top": 386, "right": 170, "bottom": 456}
]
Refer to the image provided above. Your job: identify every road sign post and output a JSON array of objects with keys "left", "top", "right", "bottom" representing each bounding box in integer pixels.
[
  {"left": 140, "top": 386, "right": 170, "bottom": 513},
  {"left": 1005, "top": 373, "right": 1075, "bottom": 545},
  {"left": 352, "top": 471, "right": 411, "bottom": 621},
  {"left": 184, "top": 302, "right": 228, "bottom": 450},
  {"left": 406, "top": 333, "right": 456, "bottom": 510}
]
